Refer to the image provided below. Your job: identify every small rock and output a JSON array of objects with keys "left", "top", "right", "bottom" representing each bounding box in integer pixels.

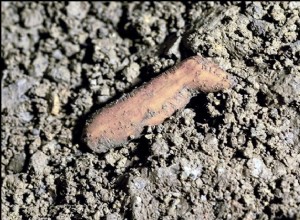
[
  {"left": 63, "top": 42, "right": 80, "bottom": 57},
  {"left": 246, "top": 3, "right": 265, "bottom": 19},
  {"left": 271, "top": 4, "right": 286, "bottom": 24},
  {"left": 21, "top": 8, "right": 44, "bottom": 27},
  {"left": 52, "top": 49, "right": 64, "bottom": 60},
  {"left": 29, "top": 137, "right": 41, "bottom": 154},
  {"left": 247, "top": 157, "right": 272, "bottom": 179},
  {"left": 31, "top": 150, "right": 49, "bottom": 174},
  {"left": 128, "top": 177, "right": 149, "bottom": 193},
  {"left": 34, "top": 81, "right": 51, "bottom": 98},
  {"left": 289, "top": 1, "right": 300, "bottom": 9},
  {"left": 106, "top": 213, "right": 122, "bottom": 220},
  {"left": 3, "top": 174, "right": 26, "bottom": 191},
  {"left": 19, "top": 111, "right": 34, "bottom": 123},
  {"left": 181, "top": 108, "right": 195, "bottom": 126},
  {"left": 66, "top": 2, "right": 90, "bottom": 20},
  {"left": 170, "top": 132, "right": 184, "bottom": 146},
  {"left": 249, "top": 19, "right": 267, "bottom": 37},
  {"left": 1, "top": 77, "right": 35, "bottom": 111},
  {"left": 151, "top": 139, "right": 169, "bottom": 158},
  {"left": 48, "top": 66, "right": 70, "bottom": 83},
  {"left": 123, "top": 62, "right": 140, "bottom": 83},
  {"left": 31, "top": 55, "right": 48, "bottom": 77},
  {"left": 180, "top": 158, "right": 202, "bottom": 180},
  {"left": 100, "top": 84, "right": 111, "bottom": 96},
  {"left": 243, "top": 194, "right": 255, "bottom": 207},
  {"left": 248, "top": 157, "right": 264, "bottom": 178},
  {"left": 97, "top": 95, "right": 110, "bottom": 104},
  {"left": 271, "top": 73, "right": 300, "bottom": 104},
  {"left": 117, "top": 157, "right": 127, "bottom": 169},
  {"left": 7, "top": 153, "right": 26, "bottom": 173},
  {"left": 105, "top": 152, "right": 122, "bottom": 166}
]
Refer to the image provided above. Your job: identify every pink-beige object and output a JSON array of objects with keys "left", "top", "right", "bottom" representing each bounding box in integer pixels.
[{"left": 82, "top": 55, "right": 235, "bottom": 153}]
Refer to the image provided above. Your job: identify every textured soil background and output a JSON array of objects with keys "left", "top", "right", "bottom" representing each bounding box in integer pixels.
[{"left": 1, "top": 2, "right": 300, "bottom": 220}]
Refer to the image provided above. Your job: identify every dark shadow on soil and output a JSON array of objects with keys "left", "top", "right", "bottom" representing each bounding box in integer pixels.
[{"left": 186, "top": 93, "right": 226, "bottom": 133}]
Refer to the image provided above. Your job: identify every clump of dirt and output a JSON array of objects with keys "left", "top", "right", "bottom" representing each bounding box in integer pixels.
[{"left": 1, "top": 2, "right": 299, "bottom": 219}]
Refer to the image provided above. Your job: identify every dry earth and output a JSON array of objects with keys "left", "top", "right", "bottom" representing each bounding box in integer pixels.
[{"left": 1, "top": 2, "right": 300, "bottom": 219}]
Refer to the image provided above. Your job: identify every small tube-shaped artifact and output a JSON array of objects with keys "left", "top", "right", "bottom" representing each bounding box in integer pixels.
[{"left": 82, "top": 55, "right": 235, "bottom": 153}]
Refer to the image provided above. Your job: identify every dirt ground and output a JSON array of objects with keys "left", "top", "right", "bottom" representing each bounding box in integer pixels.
[{"left": 1, "top": 2, "right": 300, "bottom": 220}]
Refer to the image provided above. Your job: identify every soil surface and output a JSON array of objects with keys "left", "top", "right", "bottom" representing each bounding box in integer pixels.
[{"left": 1, "top": 2, "right": 300, "bottom": 220}]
